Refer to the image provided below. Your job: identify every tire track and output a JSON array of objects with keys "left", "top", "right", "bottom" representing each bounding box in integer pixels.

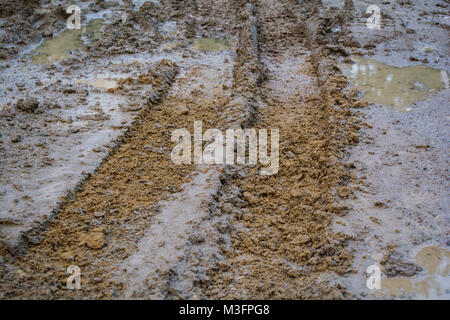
[{"left": 205, "top": 0, "right": 361, "bottom": 299}]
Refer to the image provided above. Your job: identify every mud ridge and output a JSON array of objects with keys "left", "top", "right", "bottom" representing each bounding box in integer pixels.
[
  {"left": 0, "top": 59, "right": 179, "bottom": 258},
  {"left": 115, "top": 0, "right": 266, "bottom": 299},
  {"left": 219, "top": 0, "right": 263, "bottom": 128}
]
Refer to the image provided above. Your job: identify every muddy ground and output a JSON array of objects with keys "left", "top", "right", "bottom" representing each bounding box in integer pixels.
[{"left": 0, "top": 0, "right": 448, "bottom": 299}]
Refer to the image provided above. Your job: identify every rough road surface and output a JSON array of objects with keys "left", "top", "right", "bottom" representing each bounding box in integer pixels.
[{"left": 0, "top": 0, "right": 448, "bottom": 299}]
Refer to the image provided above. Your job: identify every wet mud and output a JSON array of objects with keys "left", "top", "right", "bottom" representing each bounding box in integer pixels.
[
  {"left": 0, "top": 0, "right": 448, "bottom": 300},
  {"left": 345, "top": 58, "right": 447, "bottom": 112}
]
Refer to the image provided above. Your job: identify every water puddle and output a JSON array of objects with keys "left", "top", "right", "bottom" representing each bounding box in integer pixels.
[
  {"left": 415, "top": 246, "right": 450, "bottom": 276},
  {"left": 132, "top": 0, "right": 160, "bottom": 10},
  {"left": 379, "top": 246, "right": 450, "bottom": 298},
  {"left": 191, "top": 38, "right": 234, "bottom": 52},
  {"left": 30, "top": 19, "right": 105, "bottom": 65},
  {"left": 346, "top": 58, "right": 447, "bottom": 111},
  {"left": 160, "top": 41, "right": 182, "bottom": 51},
  {"left": 75, "top": 78, "right": 118, "bottom": 90},
  {"left": 34, "top": 8, "right": 52, "bottom": 15}
]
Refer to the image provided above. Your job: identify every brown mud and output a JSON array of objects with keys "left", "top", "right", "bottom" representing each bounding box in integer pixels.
[
  {"left": 0, "top": 0, "right": 448, "bottom": 299},
  {"left": 332, "top": 0, "right": 449, "bottom": 299},
  {"left": 205, "top": 0, "right": 360, "bottom": 299}
]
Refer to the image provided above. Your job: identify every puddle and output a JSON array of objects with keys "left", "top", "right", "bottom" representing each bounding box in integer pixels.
[
  {"left": 34, "top": 8, "right": 52, "bottom": 14},
  {"left": 346, "top": 58, "right": 447, "bottom": 111},
  {"left": 30, "top": 19, "right": 105, "bottom": 65},
  {"left": 160, "top": 41, "right": 182, "bottom": 51},
  {"left": 132, "top": 0, "right": 160, "bottom": 10},
  {"left": 379, "top": 246, "right": 450, "bottom": 298},
  {"left": 76, "top": 78, "right": 118, "bottom": 89},
  {"left": 191, "top": 38, "right": 234, "bottom": 52},
  {"left": 415, "top": 246, "right": 450, "bottom": 276}
]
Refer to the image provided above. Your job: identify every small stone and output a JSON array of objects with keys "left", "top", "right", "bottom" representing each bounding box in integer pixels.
[
  {"left": 174, "top": 104, "right": 189, "bottom": 115},
  {"left": 222, "top": 203, "right": 233, "bottom": 214},
  {"left": 370, "top": 216, "right": 382, "bottom": 225},
  {"left": 189, "top": 233, "right": 205, "bottom": 244},
  {"left": 16, "top": 97, "right": 39, "bottom": 113},
  {"left": 85, "top": 229, "right": 105, "bottom": 250},
  {"left": 11, "top": 135, "right": 22, "bottom": 143},
  {"left": 15, "top": 269, "right": 27, "bottom": 279},
  {"left": 338, "top": 186, "right": 351, "bottom": 198},
  {"left": 242, "top": 192, "right": 257, "bottom": 204},
  {"left": 354, "top": 100, "right": 368, "bottom": 108},
  {"left": 374, "top": 201, "right": 387, "bottom": 208},
  {"left": 290, "top": 189, "right": 311, "bottom": 198},
  {"left": 290, "top": 190, "right": 301, "bottom": 198},
  {"left": 93, "top": 211, "right": 104, "bottom": 218}
]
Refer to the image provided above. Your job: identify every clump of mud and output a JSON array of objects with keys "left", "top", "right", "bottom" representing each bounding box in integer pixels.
[
  {"left": 15, "top": 98, "right": 39, "bottom": 113},
  {"left": 381, "top": 249, "right": 422, "bottom": 277}
]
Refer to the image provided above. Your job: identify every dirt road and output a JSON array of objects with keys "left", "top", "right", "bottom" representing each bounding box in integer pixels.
[{"left": 0, "top": 0, "right": 448, "bottom": 299}]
